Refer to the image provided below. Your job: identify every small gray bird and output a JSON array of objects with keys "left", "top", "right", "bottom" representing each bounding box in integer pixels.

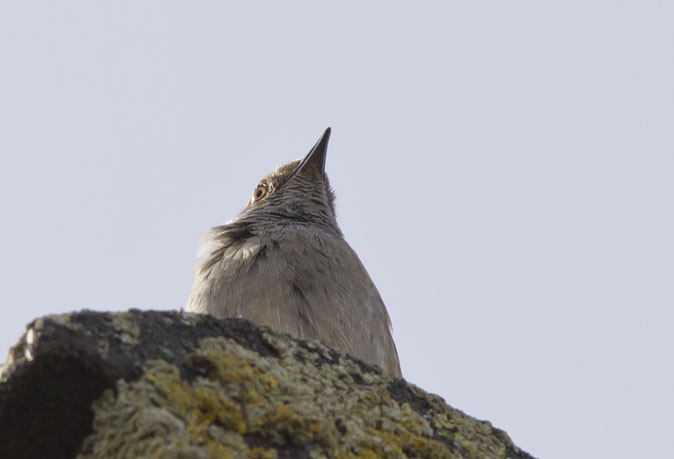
[{"left": 186, "top": 128, "right": 401, "bottom": 377}]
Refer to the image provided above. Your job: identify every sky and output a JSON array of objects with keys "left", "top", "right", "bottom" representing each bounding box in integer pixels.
[{"left": 1, "top": 2, "right": 672, "bottom": 458}]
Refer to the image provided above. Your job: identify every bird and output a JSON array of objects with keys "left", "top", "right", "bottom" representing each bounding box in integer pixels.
[{"left": 186, "top": 128, "right": 401, "bottom": 377}]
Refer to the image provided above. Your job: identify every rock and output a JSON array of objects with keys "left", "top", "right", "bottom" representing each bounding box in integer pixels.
[{"left": 0, "top": 310, "right": 534, "bottom": 458}]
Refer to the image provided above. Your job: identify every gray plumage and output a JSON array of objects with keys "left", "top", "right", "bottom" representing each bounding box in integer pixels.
[{"left": 186, "top": 128, "right": 401, "bottom": 377}]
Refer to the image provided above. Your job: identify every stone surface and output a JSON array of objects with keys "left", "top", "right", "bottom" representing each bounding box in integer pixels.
[{"left": 0, "top": 310, "right": 535, "bottom": 458}]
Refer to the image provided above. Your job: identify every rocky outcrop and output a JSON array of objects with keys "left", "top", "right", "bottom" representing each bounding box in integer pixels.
[{"left": 0, "top": 310, "right": 534, "bottom": 458}]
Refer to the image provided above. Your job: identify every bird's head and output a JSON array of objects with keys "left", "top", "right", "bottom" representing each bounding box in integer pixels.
[{"left": 238, "top": 128, "right": 339, "bottom": 232}]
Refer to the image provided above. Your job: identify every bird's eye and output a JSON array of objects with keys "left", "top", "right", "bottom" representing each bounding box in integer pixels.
[{"left": 253, "top": 184, "right": 268, "bottom": 201}]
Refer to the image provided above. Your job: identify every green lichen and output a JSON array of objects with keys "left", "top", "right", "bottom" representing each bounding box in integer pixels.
[
  {"left": 79, "top": 331, "right": 523, "bottom": 459},
  {"left": 111, "top": 312, "right": 142, "bottom": 345}
]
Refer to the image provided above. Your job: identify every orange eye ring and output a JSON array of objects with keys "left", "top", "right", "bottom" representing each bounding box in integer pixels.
[{"left": 253, "top": 184, "right": 268, "bottom": 201}]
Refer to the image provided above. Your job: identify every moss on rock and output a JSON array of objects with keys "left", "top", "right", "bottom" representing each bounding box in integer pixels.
[
  {"left": 1, "top": 310, "right": 533, "bottom": 459},
  {"left": 79, "top": 334, "right": 528, "bottom": 458}
]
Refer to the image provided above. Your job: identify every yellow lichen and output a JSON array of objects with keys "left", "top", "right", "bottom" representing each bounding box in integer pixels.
[{"left": 80, "top": 323, "right": 524, "bottom": 459}]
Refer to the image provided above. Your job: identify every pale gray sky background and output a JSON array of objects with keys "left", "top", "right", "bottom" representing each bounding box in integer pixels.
[{"left": 1, "top": 2, "right": 672, "bottom": 458}]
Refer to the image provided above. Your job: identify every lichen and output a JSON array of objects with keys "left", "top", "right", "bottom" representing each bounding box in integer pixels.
[
  {"left": 111, "top": 312, "right": 142, "bottom": 345},
  {"left": 79, "top": 333, "right": 519, "bottom": 459}
]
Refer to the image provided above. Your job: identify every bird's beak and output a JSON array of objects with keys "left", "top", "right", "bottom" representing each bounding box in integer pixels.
[{"left": 293, "top": 127, "right": 331, "bottom": 180}]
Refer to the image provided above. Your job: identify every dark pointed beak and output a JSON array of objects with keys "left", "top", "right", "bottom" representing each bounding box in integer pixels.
[{"left": 294, "top": 127, "right": 331, "bottom": 180}]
